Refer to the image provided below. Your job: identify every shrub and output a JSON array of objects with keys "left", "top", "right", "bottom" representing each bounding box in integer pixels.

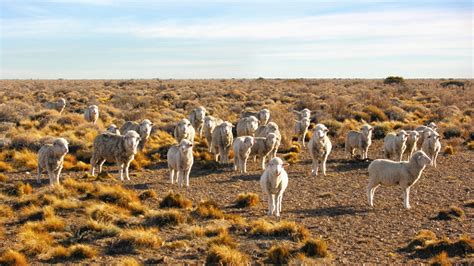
[
  {"left": 384, "top": 76, "right": 404, "bottom": 85},
  {"left": 250, "top": 219, "right": 310, "bottom": 241},
  {"left": 301, "top": 238, "right": 329, "bottom": 258},
  {"left": 363, "top": 105, "right": 388, "bottom": 122},
  {"left": 144, "top": 209, "right": 186, "bottom": 227},
  {"left": 0, "top": 173, "right": 8, "bottom": 182},
  {"left": 111, "top": 228, "right": 163, "bottom": 253},
  {"left": 443, "top": 145, "right": 454, "bottom": 155},
  {"left": 267, "top": 245, "right": 292, "bottom": 264},
  {"left": 0, "top": 162, "right": 13, "bottom": 172},
  {"left": 139, "top": 190, "right": 158, "bottom": 201},
  {"left": 12, "top": 149, "right": 38, "bottom": 170},
  {"left": 207, "top": 230, "right": 237, "bottom": 248},
  {"left": 206, "top": 245, "right": 249, "bottom": 265},
  {"left": 384, "top": 106, "right": 407, "bottom": 121},
  {"left": 283, "top": 152, "right": 299, "bottom": 164},
  {"left": 18, "top": 226, "right": 54, "bottom": 255},
  {"left": 159, "top": 192, "right": 192, "bottom": 209},
  {"left": 194, "top": 200, "right": 224, "bottom": 219},
  {"left": 39, "top": 244, "right": 97, "bottom": 261},
  {"left": 0, "top": 250, "right": 28, "bottom": 266},
  {"left": 443, "top": 127, "right": 461, "bottom": 139},
  {"left": 234, "top": 192, "right": 259, "bottom": 208}
]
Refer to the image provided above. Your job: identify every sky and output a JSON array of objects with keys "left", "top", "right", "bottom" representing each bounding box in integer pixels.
[{"left": 0, "top": 0, "right": 472, "bottom": 79}]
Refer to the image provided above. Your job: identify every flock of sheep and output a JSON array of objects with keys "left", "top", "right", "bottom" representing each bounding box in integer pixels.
[{"left": 36, "top": 98, "right": 442, "bottom": 217}]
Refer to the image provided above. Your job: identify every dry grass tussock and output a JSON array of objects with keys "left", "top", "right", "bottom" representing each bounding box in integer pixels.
[
  {"left": 234, "top": 192, "right": 259, "bottom": 208},
  {"left": 206, "top": 245, "right": 249, "bottom": 265},
  {"left": 0, "top": 250, "right": 28, "bottom": 266},
  {"left": 435, "top": 206, "right": 465, "bottom": 221},
  {"left": 250, "top": 219, "right": 310, "bottom": 241},
  {"left": 403, "top": 230, "right": 473, "bottom": 258},
  {"left": 159, "top": 192, "right": 192, "bottom": 209},
  {"left": 110, "top": 228, "right": 163, "bottom": 254},
  {"left": 194, "top": 200, "right": 225, "bottom": 219}
]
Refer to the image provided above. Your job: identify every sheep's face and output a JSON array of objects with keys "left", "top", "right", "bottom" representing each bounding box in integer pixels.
[
  {"left": 397, "top": 130, "right": 408, "bottom": 142},
  {"left": 244, "top": 137, "right": 255, "bottom": 148},
  {"left": 314, "top": 124, "right": 329, "bottom": 138},
  {"left": 267, "top": 157, "right": 285, "bottom": 176},
  {"left": 124, "top": 131, "right": 141, "bottom": 154},
  {"left": 222, "top": 122, "right": 233, "bottom": 136},
  {"left": 362, "top": 125, "right": 373, "bottom": 137},
  {"left": 204, "top": 117, "right": 216, "bottom": 129},
  {"left": 428, "top": 132, "right": 440, "bottom": 142},
  {"left": 53, "top": 138, "right": 69, "bottom": 156},
  {"left": 178, "top": 119, "right": 192, "bottom": 132},
  {"left": 195, "top": 108, "right": 206, "bottom": 122},
  {"left": 267, "top": 122, "right": 279, "bottom": 132},
  {"left": 259, "top": 109, "right": 270, "bottom": 121},
  {"left": 107, "top": 124, "right": 119, "bottom": 133},
  {"left": 301, "top": 109, "right": 311, "bottom": 119},
  {"left": 408, "top": 131, "right": 419, "bottom": 141},
  {"left": 248, "top": 117, "right": 259, "bottom": 131},
  {"left": 428, "top": 122, "right": 437, "bottom": 131},
  {"left": 266, "top": 133, "right": 278, "bottom": 146},
  {"left": 414, "top": 151, "right": 431, "bottom": 167},
  {"left": 140, "top": 119, "right": 153, "bottom": 138},
  {"left": 179, "top": 139, "right": 193, "bottom": 153}
]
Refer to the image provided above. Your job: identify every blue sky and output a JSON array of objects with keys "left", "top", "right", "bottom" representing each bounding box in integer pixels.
[{"left": 0, "top": 0, "right": 472, "bottom": 79}]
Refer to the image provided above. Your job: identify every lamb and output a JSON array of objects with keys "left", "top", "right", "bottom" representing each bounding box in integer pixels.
[
  {"left": 294, "top": 117, "right": 310, "bottom": 147},
  {"left": 37, "top": 138, "right": 69, "bottom": 185},
  {"left": 421, "top": 130, "right": 441, "bottom": 168},
  {"left": 294, "top": 108, "right": 311, "bottom": 120},
  {"left": 106, "top": 124, "right": 120, "bottom": 135},
  {"left": 120, "top": 119, "right": 153, "bottom": 150},
  {"left": 256, "top": 122, "right": 281, "bottom": 159},
  {"left": 211, "top": 121, "right": 234, "bottom": 164},
  {"left": 189, "top": 106, "right": 206, "bottom": 138},
  {"left": 249, "top": 133, "right": 278, "bottom": 170},
  {"left": 415, "top": 122, "right": 438, "bottom": 147},
  {"left": 90, "top": 131, "right": 141, "bottom": 181},
  {"left": 308, "top": 124, "right": 332, "bottom": 176},
  {"left": 242, "top": 108, "right": 270, "bottom": 125},
  {"left": 45, "top": 98, "right": 66, "bottom": 114},
  {"left": 84, "top": 105, "right": 99, "bottom": 124},
  {"left": 383, "top": 130, "right": 408, "bottom": 161},
  {"left": 236, "top": 116, "right": 259, "bottom": 137},
  {"left": 167, "top": 139, "right": 194, "bottom": 187},
  {"left": 173, "top": 118, "right": 195, "bottom": 143},
  {"left": 232, "top": 136, "right": 258, "bottom": 173},
  {"left": 367, "top": 150, "right": 432, "bottom": 209},
  {"left": 345, "top": 124, "right": 373, "bottom": 160},
  {"left": 260, "top": 157, "right": 289, "bottom": 217},
  {"left": 203, "top": 115, "right": 223, "bottom": 152},
  {"left": 404, "top": 130, "right": 420, "bottom": 160}
]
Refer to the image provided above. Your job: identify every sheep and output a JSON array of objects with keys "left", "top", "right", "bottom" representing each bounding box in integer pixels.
[
  {"left": 167, "top": 139, "right": 194, "bottom": 187},
  {"left": 249, "top": 133, "right": 278, "bottom": 170},
  {"left": 174, "top": 118, "right": 195, "bottom": 144},
  {"left": 294, "top": 117, "right": 310, "bottom": 147},
  {"left": 203, "top": 115, "right": 223, "bottom": 152},
  {"left": 404, "top": 130, "right": 420, "bottom": 160},
  {"left": 345, "top": 124, "right": 373, "bottom": 160},
  {"left": 242, "top": 108, "right": 270, "bottom": 125},
  {"left": 189, "top": 106, "right": 206, "bottom": 138},
  {"left": 45, "top": 98, "right": 66, "bottom": 114},
  {"left": 293, "top": 108, "right": 311, "bottom": 120},
  {"left": 421, "top": 130, "right": 441, "bottom": 167},
  {"left": 236, "top": 116, "right": 259, "bottom": 137},
  {"left": 383, "top": 130, "right": 408, "bottom": 161},
  {"left": 106, "top": 124, "right": 120, "bottom": 135},
  {"left": 367, "top": 150, "right": 432, "bottom": 209},
  {"left": 211, "top": 121, "right": 234, "bottom": 164},
  {"left": 256, "top": 122, "right": 281, "bottom": 159},
  {"left": 37, "top": 138, "right": 69, "bottom": 185},
  {"left": 260, "top": 157, "right": 288, "bottom": 217},
  {"left": 415, "top": 122, "right": 438, "bottom": 147},
  {"left": 120, "top": 119, "right": 153, "bottom": 150},
  {"left": 84, "top": 105, "right": 99, "bottom": 124},
  {"left": 90, "top": 131, "right": 141, "bottom": 181},
  {"left": 308, "top": 124, "right": 332, "bottom": 176},
  {"left": 233, "top": 136, "right": 260, "bottom": 173}
]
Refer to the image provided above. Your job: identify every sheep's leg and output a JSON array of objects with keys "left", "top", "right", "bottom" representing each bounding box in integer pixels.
[
  {"left": 233, "top": 155, "right": 239, "bottom": 171},
  {"left": 370, "top": 186, "right": 379, "bottom": 206},
  {"left": 47, "top": 168, "right": 55, "bottom": 186},
  {"left": 90, "top": 155, "right": 97, "bottom": 176},
  {"left": 37, "top": 166, "right": 42, "bottom": 184},
  {"left": 403, "top": 187, "right": 411, "bottom": 209},
  {"left": 185, "top": 169, "right": 190, "bottom": 187},
  {"left": 125, "top": 162, "right": 131, "bottom": 181},
  {"left": 118, "top": 163, "right": 124, "bottom": 181},
  {"left": 98, "top": 159, "right": 106, "bottom": 173},
  {"left": 261, "top": 156, "right": 266, "bottom": 170},
  {"left": 433, "top": 152, "right": 438, "bottom": 168},
  {"left": 367, "top": 185, "right": 372, "bottom": 206},
  {"left": 267, "top": 195, "right": 273, "bottom": 216},
  {"left": 276, "top": 194, "right": 283, "bottom": 217},
  {"left": 223, "top": 147, "right": 229, "bottom": 164},
  {"left": 178, "top": 171, "right": 183, "bottom": 188},
  {"left": 322, "top": 157, "right": 327, "bottom": 176},
  {"left": 169, "top": 168, "right": 175, "bottom": 184},
  {"left": 55, "top": 167, "right": 62, "bottom": 184},
  {"left": 243, "top": 156, "right": 248, "bottom": 174}
]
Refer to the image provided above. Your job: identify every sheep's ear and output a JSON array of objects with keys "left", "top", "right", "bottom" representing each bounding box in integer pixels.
[
  {"left": 282, "top": 162, "right": 290, "bottom": 167},
  {"left": 324, "top": 128, "right": 329, "bottom": 133}
]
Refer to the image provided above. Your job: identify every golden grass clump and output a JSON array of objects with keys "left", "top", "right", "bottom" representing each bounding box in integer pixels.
[
  {"left": 283, "top": 152, "right": 299, "bottom": 164},
  {"left": 267, "top": 245, "right": 292, "bottom": 264},
  {"left": 0, "top": 250, "right": 28, "bottom": 266},
  {"left": 429, "top": 251, "right": 451, "bottom": 266},
  {"left": 144, "top": 209, "right": 186, "bottom": 227},
  {"left": 62, "top": 154, "right": 90, "bottom": 171},
  {"left": 435, "top": 206, "right": 465, "bottom": 221},
  {"left": 121, "top": 257, "right": 141, "bottom": 266},
  {"left": 300, "top": 238, "right": 329, "bottom": 258},
  {"left": 39, "top": 244, "right": 97, "bottom": 261},
  {"left": 235, "top": 192, "right": 259, "bottom": 208},
  {"left": 207, "top": 230, "right": 237, "bottom": 248},
  {"left": 250, "top": 219, "right": 310, "bottom": 241},
  {"left": 81, "top": 219, "right": 121, "bottom": 237},
  {"left": 6, "top": 182, "right": 33, "bottom": 197},
  {"left": 12, "top": 149, "right": 38, "bottom": 170},
  {"left": 18, "top": 226, "right": 54, "bottom": 255},
  {"left": 0, "top": 204, "right": 14, "bottom": 219},
  {"left": 0, "top": 173, "right": 8, "bottom": 182},
  {"left": 24, "top": 215, "right": 66, "bottom": 232},
  {"left": 94, "top": 183, "right": 141, "bottom": 209},
  {"left": 159, "top": 192, "right": 192, "bottom": 209},
  {"left": 130, "top": 152, "right": 152, "bottom": 170},
  {"left": 86, "top": 203, "right": 131, "bottom": 223},
  {"left": 139, "top": 189, "right": 158, "bottom": 201},
  {"left": 206, "top": 245, "right": 249, "bottom": 265},
  {"left": 0, "top": 162, "right": 13, "bottom": 172},
  {"left": 405, "top": 231, "right": 473, "bottom": 258},
  {"left": 62, "top": 177, "right": 95, "bottom": 194},
  {"left": 19, "top": 205, "right": 54, "bottom": 222},
  {"left": 195, "top": 200, "right": 224, "bottom": 219},
  {"left": 443, "top": 145, "right": 455, "bottom": 155},
  {"left": 111, "top": 228, "right": 163, "bottom": 253},
  {"left": 467, "top": 141, "right": 474, "bottom": 150}
]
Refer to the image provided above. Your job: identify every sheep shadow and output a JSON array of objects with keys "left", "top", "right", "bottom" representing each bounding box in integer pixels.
[
  {"left": 288, "top": 205, "right": 369, "bottom": 217},
  {"left": 331, "top": 158, "right": 371, "bottom": 172}
]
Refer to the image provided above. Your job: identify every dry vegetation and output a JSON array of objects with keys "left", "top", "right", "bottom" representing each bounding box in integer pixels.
[{"left": 0, "top": 79, "right": 472, "bottom": 264}]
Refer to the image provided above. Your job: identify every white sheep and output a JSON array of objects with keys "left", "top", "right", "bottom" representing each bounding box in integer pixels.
[
  {"left": 37, "top": 138, "right": 69, "bottom": 186},
  {"left": 367, "top": 150, "right": 432, "bottom": 209},
  {"left": 421, "top": 130, "right": 441, "bottom": 167},
  {"left": 293, "top": 108, "right": 311, "bottom": 120},
  {"left": 308, "top": 124, "right": 332, "bottom": 176},
  {"left": 233, "top": 136, "right": 259, "bottom": 173},
  {"left": 415, "top": 122, "right": 438, "bottom": 148},
  {"left": 345, "top": 124, "right": 373, "bottom": 160},
  {"left": 90, "top": 131, "right": 141, "bottom": 181},
  {"left": 203, "top": 115, "right": 223, "bottom": 152},
  {"left": 106, "top": 124, "right": 120, "bottom": 135},
  {"left": 120, "top": 119, "right": 153, "bottom": 150},
  {"left": 189, "top": 106, "right": 206, "bottom": 138},
  {"left": 405, "top": 130, "right": 419, "bottom": 160},
  {"left": 45, "top": 98, "right": 67, "bottom": 114},
  {"left": 167, "top": 139, "right": 194, "bottom": 187},
  {"left": 84, "top": 105, "right": 99, "bottom": 124},
  {"left": 294, "top": 117, "right": 310, "bottom": 147},
  {"left": 211, "top": 121, "right": 234, "bottom": 164},
  {"left": 383, "top": 130, "right": 408, "bottom": 161},
  {"left": 256, "top": 122, "right": 281, "bottom": 159},
  {"left": 260, "top": 157, "right": 288, "bottom": 217},
  {"left": 173, "top": 118, "right": 195, "bottom": 144},
  {"left": 236, "top": 116, "right": 259, "bottom": 137},
  {"left": 242, "top": 108, "right": 270, "bottom": 125},
  {"left": 249, "top": 133, "right": 278, "bottom": 170}
]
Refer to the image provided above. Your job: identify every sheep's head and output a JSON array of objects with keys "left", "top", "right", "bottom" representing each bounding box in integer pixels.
[
  {"left": 361, "top": 124, "right": 373, "bottom": 138},
  {"left": 221, "top": 121, "right": 234, "bottom": 136},
  {"left": 266, "top": 157, "right": 286, "bottom": 176},
  {"left": 428, "top": 131, "right": 440, "bottom": 142},
  {"left": 139, "top": 119, "right": 153, "bottom": 139},
  {"left": 314, "top": 123, "right": 329, "bottom": 138},
  {"left": 258, "top": 109, "right": 270, "bottom": 122},
  {"left": 124, "top": 130, "right": 141, "bottom": 154},
  {"left": 178, "top": 119, "right": 192, "bottom": 133},
  {"left": 396, "top": 130, "right": 408, "bottom": 142},
  {"left": 107, "top": 124, "right": 120, "bottom": 134},
  {"left": 179, "top": 139, "right": 193, "bottom": 154},
  {"left": 53, "top": 138, "right": 69, "bottom": 156},
  {"left": 194, "top": 107, "right": 206, "bottom": 121},
  {"left": 267, "top": 122, "right": 279, "bottom": 132},
  {"left": 428, "top": 122, "right": 438, "bottom": 131},
  {"left": 412, "top": 150, "right": 431, "bottom": 167},
  {"left": 265, "top": 133, "right": 278, "bottom": 147},
  {"left": 243, "top": 136, "right": 255, "bottom": 148},
  {"left": 88, "top": 105, "right": 99, "bottom": 116},
  {"left": 408, "top": 131, "right": 419, "bottom": 141},
  {"left": 247, "top": 116, "right": 259, "bottom": 131},
  {"left": 204, "top": 116, "right": 216, "bottom": 129},
  {"left": 301, "top": 108, "right": 311, "bottom": 119}
]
